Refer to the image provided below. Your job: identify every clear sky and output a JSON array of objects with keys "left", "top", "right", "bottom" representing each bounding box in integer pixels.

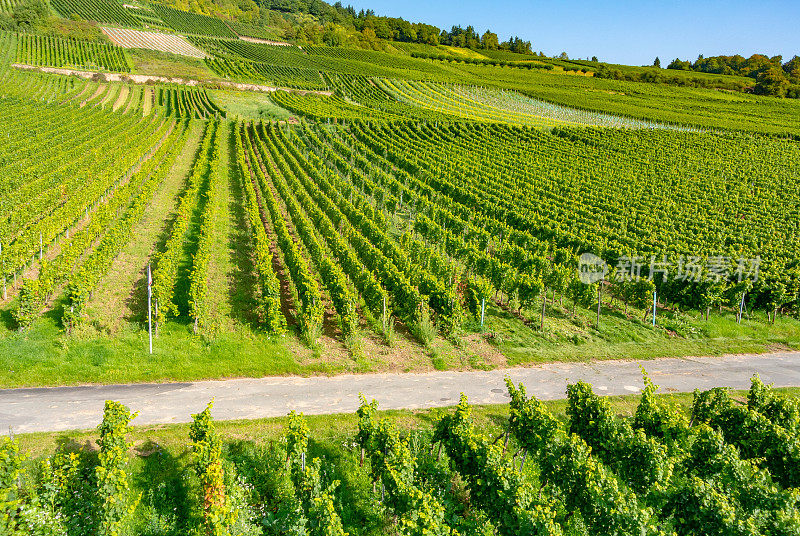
[{"left": 342, "top": 0, "right": 800, "bottom": 66}]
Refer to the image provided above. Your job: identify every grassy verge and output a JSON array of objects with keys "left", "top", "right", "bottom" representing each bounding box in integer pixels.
[
  {"left": 484, "top": 301, "right": 800, "bottom": 364},
  {"left": 16, "top": 386, "right": 800, "bottom": 457},
  {"left": 0, "top": 300, "right": 798, "bottom": 388},
  {"left": 128, "top": 48, "right": 217, "bottom": 81},
  {"left": 208, "top": 89, "right": 295, "bottom": 121},
  {"left": 0, "top": 319, "right": 307, "bottom": 387}
]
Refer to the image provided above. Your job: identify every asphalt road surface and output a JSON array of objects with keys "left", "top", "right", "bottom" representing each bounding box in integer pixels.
[{"left": 2, "top": 351, "right": 799, "bottom": 434}]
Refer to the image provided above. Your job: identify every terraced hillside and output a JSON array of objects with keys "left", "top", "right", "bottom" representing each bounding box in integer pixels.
[
  {"left": 1, "top": 1, "right": 800, "bottom": 533},
  {"left": 0, "top": 3, "right": 796, "bottom": 387}
]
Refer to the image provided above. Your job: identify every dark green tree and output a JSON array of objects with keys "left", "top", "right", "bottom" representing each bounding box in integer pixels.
[
  {"left": 755, "top": 67, "right": 790, "bottom": 97},
  {"left": 667, "top": 57, "right": 692, "bottom": 70},
  {"left": 480, "top": 30, "right": 498, "bottom": 50},
  {"left": 783, "top": 55, "right": 800, "bottom": 81}
]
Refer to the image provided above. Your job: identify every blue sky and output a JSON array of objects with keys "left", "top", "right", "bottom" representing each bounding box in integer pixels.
[{"left": 343, "top": 0, "right": 800, "bottom": 66}]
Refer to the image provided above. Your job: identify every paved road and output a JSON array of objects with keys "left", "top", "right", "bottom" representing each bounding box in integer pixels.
[{"left": 2, "top": 351, "right": 799, "bottom": 434}]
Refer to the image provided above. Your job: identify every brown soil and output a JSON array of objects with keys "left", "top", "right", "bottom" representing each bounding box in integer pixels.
[
  {"left": 81, "top": 84, "right": 106, "bottom": 107},
  {"left": 113, "top": 85, "right": 130, "bottom": 112},
  {"left": 250, "top": 128, "right": 345, "bottom": 353},
  {"left": 239, "top": 128, "right": 298, "bottom": 326}
]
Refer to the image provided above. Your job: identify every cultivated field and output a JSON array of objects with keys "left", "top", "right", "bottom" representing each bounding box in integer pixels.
[
  {"left": 0, "top": 27, "right": 799, "bottom": 387},
  {"left": 102, "top": 26, "right": 208, "bottom": 59},
  {"left": 1, "top": 2, "right": 799, "bottom": 533}
]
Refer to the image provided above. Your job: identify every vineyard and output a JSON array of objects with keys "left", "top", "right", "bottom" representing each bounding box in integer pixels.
[
  {"left": 1, "top": 69, "right": 223, "bottom": 119},
  {"left": 374, "top": 78, "right": 677, "bottom": 128},
  {"left": 0, "top": 52, "right": 799, "bottom": 376},
  {"left": 193, "top": 38, "right": 310, "bottom": 65},
  {"left": 0, "top": 0, "right": 795, "bottom": 386},
  {"left": 49, "top": 0, "right": 142, "bottom": 27},
  {"left": 1, "top": 0, "right": 797, "bottom": 134},
  {"left": 101, "top": 27, "right": 208, "bottom": 59},
  {"left": 0, "top": 0, "right": 19, "bottom": 13},
  {"left": 195, "top": 37, "right": 333, "bottom": 89},
  {"left": 0, "top": 98, "right": 176, "bottom": 327},
  {"left": 155, "top": 85, "right": 225, "bottom": 118},
  {"left": 223, "top": 118, "right": 799, "bottom": 347},
  {"left": 324, "top": 73, "right": 447, "bottom": 121},
  {"left": 269, "top": 91, "right": 400, "bottom": 121},
  {"left": 182, "top": 37, "right": 800, "bottom": 135},
  {"left": 150, "top": 119, "right": 222, "bottom": 330},
  {"left": 150, "top": 3, "right": 238, "bottom": 38},
  {"left": 303, "top": 44, "right": 472, "bottom": 77},
  {"left": 14, "top": 32, "right": 131, "bottom": 72},
  {"left": 122, "top": 2, "right": 172, "bottom": 30},
  {"left": 190, "top": 36, "right": 487, "bottom": 86},
  {"left": 1, "top": 25, "right": 799, "bottom": 362},
  {"left": 0, "top": 1, "right": 799, "bottom": 531},
  {"left": 3, "top": 376, "right": 800, "bottom": 535},
  {"left": 206, "top": 56, "right": 327, "bottom": 89}
]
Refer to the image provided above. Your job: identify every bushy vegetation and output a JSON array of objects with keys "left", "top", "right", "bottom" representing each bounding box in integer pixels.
[
  {"left": 0, "top": 0, "right": 47, "bottom": 29},
  {"left": 667, "top": 53, "right": 800, "bottom": 98},
  {"left": 150, "top": 3, "right": 237, "bottom": 38},
  {"left": 3, "top": 377, "right": 800, "bottom": 534},
  {"left": 0, "top": 0, "right": 111, "bottom": 41},
  {"left": 594, "top": 62, "right": 751, "bottom": 92}
]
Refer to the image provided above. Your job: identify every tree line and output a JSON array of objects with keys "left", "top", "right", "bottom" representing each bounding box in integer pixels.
[
  {"left": 667, "top": 53, "right": 800, "bottom": 98},
  {"left": 263, "top": 0, "right": 535, "bottom": 54},
  {"left": 593, "top": 63, "right": 752, "bottom": 92}
]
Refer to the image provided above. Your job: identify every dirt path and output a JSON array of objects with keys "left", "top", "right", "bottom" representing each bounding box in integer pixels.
[
  {"left": 83, "top": 122, "right": 205, "bottom": 331},
  {"left": 123, "top": 86, "right": 140, "bottom": 115},
  {"left": 100, "top": 83, "right": 119, "bottom": 108},
  {"left": 141, "top": 87, "right": 152, "bottom": 116},
  {"left": 12, "top": 64, "right": 333, "bottom": 96},
  {"left": 113, "top": 85, "right": 130, "bottom": 112},
  {"left": 3, "top": 351, "right": 799, "bottom": 434},
  {"left": 81, "top": 83, "right": 106, "bottom": 107}
]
